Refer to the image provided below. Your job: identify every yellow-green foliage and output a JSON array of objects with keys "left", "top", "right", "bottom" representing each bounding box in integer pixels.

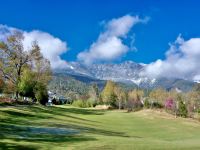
[
  {"left": 72, "top": 99, "right": 94, "bottom": 108},
  {"left": 101, "top": 81, "right": 116, "bottom": 103},
  {"left": 149, "top": 88, "right": 168, "bottom": 104},
  {"left": 128, "top": 89, "right": 144, "bottom": 101}
]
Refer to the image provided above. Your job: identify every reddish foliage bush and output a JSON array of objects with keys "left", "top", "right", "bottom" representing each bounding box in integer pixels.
[{"left": 165, "top": 98, "right": 175, "bottom": 110}]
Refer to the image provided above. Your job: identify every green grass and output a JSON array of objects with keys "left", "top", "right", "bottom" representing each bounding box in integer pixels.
[{"left": 1, "top": 105, "right": 200, "bottom": 150}]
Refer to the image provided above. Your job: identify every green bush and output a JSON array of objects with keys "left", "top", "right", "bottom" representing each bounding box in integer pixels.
[
  {"left": 34, "top": 82, "right": 48, "bottom": 105},
  {"left": 72, "top": 99, "right": 95, "bottom": 108},
  {"left": 178, "top": 100, "right": 188, "bottom": 118},
  {"left": 86, "top": 99, "right": 96, "bottom": 107},
  {"left": 144, "top": 99, "right": 150, "bottom": 108},
  {"left": 153, "top": 102, "right": 163, "bottom": 108},
  {"left": 72, "top": 100, "right": 84, "bottom": 108},
  {"left": 87, "top": 98, "right": 98, "bottom": 107},
  {"left": 149, "top": 100, "right": 163, "bottom": 109}
]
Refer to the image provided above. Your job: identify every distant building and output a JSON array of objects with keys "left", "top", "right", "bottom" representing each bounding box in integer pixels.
[{"left": 47, "top": 91, "right": 71, "bottom": 105}]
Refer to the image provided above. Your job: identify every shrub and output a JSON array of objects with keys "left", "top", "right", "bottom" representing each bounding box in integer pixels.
[
  {"left": 165, "top": 98, "right": 175, "bottom": 110},
  {"left": 126, "top": 98, "right": 143, "bottom": 112},
  {"left": 109, "top": 93, "right": 118, "bottom": 108},
  {"left": 35, "top": 90, "right": 48, "bottom": 105},
  {"left": 34, "top": 82, "right": 48, "bottom": 105},
  {"left": 72, "top": 100, "right": 85, "bottom": 108},
  {"left": 72, "top": 99, "right": 94, "bottom": 108},
  {"left": 87, "top": 98, "right": 97, "bottom": 107},
  {"left": 86, "top": 100, "right": 93, "bottom": 108},
  {"left": 178, "top": 100, "right": 188, "bottom": 118},
  {"left": 150, "top": 100, "right": 163, "bottom": 109},
  {"left": 52, "top": 98, "right": 62, "bottom": 105},
  {"left": 144, "top": 99, "right": 150, "bottom": 108},
  {"left": 126, "top": 99, "right": 134, "bottom": 111}
]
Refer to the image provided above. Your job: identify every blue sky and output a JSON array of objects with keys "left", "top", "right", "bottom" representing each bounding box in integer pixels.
[{"left": 0, "top": 0, "right": 200, "bottom": 65}]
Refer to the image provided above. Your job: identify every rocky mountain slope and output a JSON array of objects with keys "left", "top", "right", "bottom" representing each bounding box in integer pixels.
[{"left": 53, "top": 61, "right": 196, "bottom": 92}]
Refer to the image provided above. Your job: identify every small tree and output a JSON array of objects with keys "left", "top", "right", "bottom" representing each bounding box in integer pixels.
[
  {"left": 88, "top": 83, "right": 100, "bottom": 105},
  {"left": 18, "top": 68, "right": 37, "bottom": 99},
  {"left": 109, "top": 93, "right": 118, "bottom": 108},
  {"left": 127, "top": 89, "right": 143, "bottom": 111},
  {"left": 34, "top": 82, "right": 48, "bottom": 105},
  {"left": 149, "top": 88, "right": 168, "bottom": 105},
  {"left": 126, "top": 99, "right": 135, "bottom": 112},
  {"left": 177, "top": 95, "right": 187, "bottom": 118},
  {"left": 101, "top": 81, "right": 116, "bottom": 104},
  {"left": 114, "top": 86, "right": 126, "bottom": 109},
  {"left": 144, "top": 98, "right": 150, "bottom": 108}
]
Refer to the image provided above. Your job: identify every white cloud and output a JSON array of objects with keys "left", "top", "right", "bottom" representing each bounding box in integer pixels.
[
  {"left": 23, "top": 31, "right": 68, "bottom": 69},
  {"left": 144, "top": 35, "right": 200, "bottom": 81},
  {"left": 0, "top": 25, "right": 68, "bottom": 69},
  {"left": 0, "top": 25, "right": 16, "bottom": 40},
  {"left": 77, "top": 15, "right": 149, "bottom": 65}
]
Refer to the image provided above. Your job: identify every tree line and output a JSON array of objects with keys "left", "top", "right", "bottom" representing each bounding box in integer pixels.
[{"left": 71, "top": 80, "right": 200, "bottom": 118}]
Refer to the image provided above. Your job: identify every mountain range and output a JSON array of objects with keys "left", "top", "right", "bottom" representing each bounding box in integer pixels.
[{"left": 53, "top": 61, "right": 196, "bottom": 92}]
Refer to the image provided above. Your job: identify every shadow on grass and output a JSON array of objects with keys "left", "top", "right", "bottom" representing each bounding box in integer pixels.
[
  {"left": 2, "top": 110, "right": 41, "bottom": 118},
  {"left": 0, "top": 121, "right": 135, "bottom": 144},
  {"left": 27, "top": 105, "right": 105, "bottom": 115},
  {"left": 50, "top": 123, "right": 142, "bottom": 138},
  {"left": 0, "top": 106, "right": 101, "bottom": 125},
  {"left": 0, "top": 142, "right": 38, "bottom": 150},
  {"left": 0, "top": 104, "right": 104, "bottom": 115},
  {"left": 0, "top": 123, "right": 96, "bottom": 150},
  {"left": 0, "top": 105, "right": 138, "bottom": 149}
]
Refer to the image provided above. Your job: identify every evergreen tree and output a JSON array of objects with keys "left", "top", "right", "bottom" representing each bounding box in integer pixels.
[
  {"left": 110, "top": 93, "right": 118, "bottom": 107},
  {"left": 177, "top": 95, "right": 187, "bottom": 117},
  {"left": 18, "top": 68, "right": 37, "bottom": 98}
]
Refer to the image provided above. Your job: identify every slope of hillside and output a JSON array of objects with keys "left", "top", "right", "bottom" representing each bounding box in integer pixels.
[{"left": 48, "top": 73, "right": 91, "bottom": 97}]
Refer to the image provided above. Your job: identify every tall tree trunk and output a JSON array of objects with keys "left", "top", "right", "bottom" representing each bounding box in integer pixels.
[
  {"left": 119, "top": 101, "right": 121, "bottom": 110},
  {"left": 15, "top": 66, "right": 21, "bottom": 101}
]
